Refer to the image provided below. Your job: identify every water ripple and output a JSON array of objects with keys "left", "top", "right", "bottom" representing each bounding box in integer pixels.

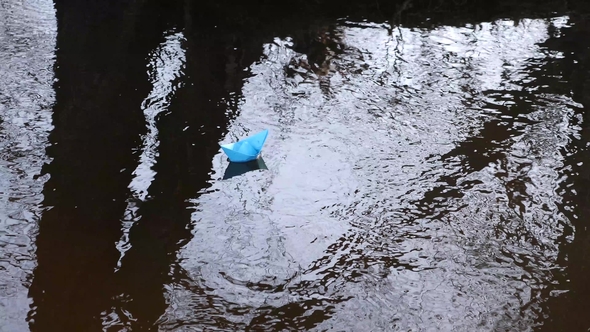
[
  {"left": 164, "top": 15, "right": 580, "bottom": 331},
  {"left": 0, "top": 0, "right": 56, "bottom": 330}
]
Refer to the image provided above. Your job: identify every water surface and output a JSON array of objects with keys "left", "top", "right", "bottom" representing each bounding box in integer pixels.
[{"left": 1, "top": 1, "right": 589, "bottom": 331}]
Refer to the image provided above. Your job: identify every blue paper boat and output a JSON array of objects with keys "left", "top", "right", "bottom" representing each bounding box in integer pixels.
[{"left": 220, "top": 129, "right": 269, "bottom": 163}]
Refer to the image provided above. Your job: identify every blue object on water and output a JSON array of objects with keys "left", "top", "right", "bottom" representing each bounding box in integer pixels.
[{"left": 220, "top": 129, "right": 269, "bottom": 163}]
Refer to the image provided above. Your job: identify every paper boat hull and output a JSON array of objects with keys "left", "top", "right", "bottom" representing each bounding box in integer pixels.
[{"left": 220, "top": 129, "right": 269, "bottom": 163}]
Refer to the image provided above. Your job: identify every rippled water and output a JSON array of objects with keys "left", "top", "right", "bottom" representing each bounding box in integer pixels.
[
  {"left": 1, "top": 1, "right": 590, "bottom": 331},
  {"left": 169, "top": 18, "right": 580, "bottom": 331},
  {"left": 0, "top": 0, "right": 55, "bottom": 331}
]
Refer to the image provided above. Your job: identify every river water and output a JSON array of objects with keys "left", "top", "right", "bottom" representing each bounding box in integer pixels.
[{"left": 1, "top": 0, "right": 589, "bottom": 331}]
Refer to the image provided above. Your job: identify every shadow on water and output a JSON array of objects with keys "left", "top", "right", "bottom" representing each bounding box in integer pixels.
[{"left": 223, "top": 157, "right": 268, "bottom": 180}]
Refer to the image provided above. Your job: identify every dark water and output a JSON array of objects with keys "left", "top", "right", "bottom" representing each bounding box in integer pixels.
[{"left": 2, "top": 0, "right": 590, "bottom": 331}]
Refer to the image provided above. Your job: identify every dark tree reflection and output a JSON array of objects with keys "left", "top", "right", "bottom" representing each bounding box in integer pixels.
[
  {"left": 537, "top": 14, "right": 590, "bottom": 331},
  {"left": 110, "top": 3, "right": 267, "bottom": 330},
  {"left": 28, "top": 0, "right": 176, "bottom": 330}
]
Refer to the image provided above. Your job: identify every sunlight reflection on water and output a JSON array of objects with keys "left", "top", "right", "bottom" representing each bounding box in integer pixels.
[{"left": 163, "top": 16, "right": 578, "bottom": 331}]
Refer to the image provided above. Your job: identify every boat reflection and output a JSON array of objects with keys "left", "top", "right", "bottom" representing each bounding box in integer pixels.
[{"left": 222, "top": 156, "right": 268, "bottom": 180}]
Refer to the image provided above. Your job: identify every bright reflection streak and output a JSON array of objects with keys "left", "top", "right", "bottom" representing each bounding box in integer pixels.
[
  {"left": 0, "top": 0, "right": 57, "bottom": 330},
  {"left": 114, "top": 31, "right": 186, "bottom": 270}
]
